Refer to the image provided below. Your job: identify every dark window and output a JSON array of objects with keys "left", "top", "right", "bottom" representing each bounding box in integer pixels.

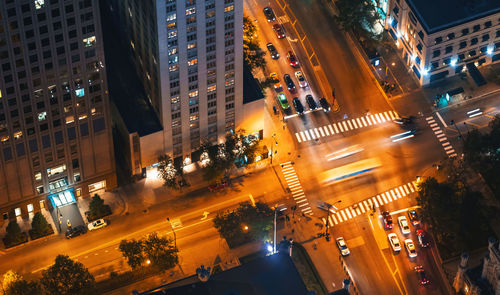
[
  {"left": 53, "top": 119, "right": 61, "bottom": 127},
  {"left": 445, "top": 46, "right": 453, "bottom": 54},
  {"left": 93, "top": 117, "right": 105, "bottom": 132},
  {"left": 443, "top": 58, "right": 450, "bottom": 65},
  {"left": 67, "top": 17, "right": 75, "bottom": 26},
  {"left": 392, "top": 6, "right": 399, "bottom": 16},
  {"left": 480, "top": 46, "right": 487, "bottom": 53},
  {"left": 70, "top": 42, "right": 78, "bottom": 50},
  {"left": 37, "top": 101, "right": 45, "bottom": 109},
  {"left": 25, "top": 30, "right": 34, "bottom": 39},
  {"left": 471, "top": 38, "right": 478, "bottom": 45},
  {"left": 56, "top": 46, "right": 65, "bottom": 55},
  {"left": 55, "top": 34, "right": 63, "bottom": 42},
  {"left": 447, "top": 33, "right": 455, "bottom": 40},
  {"left": 21, "top": 4, "right": 31, "bottom": 13},
  {"left": 462, "top": 28, "right": 469, "bottom": 36},
  {"left": 484, "top": 21, "right": 492, "bottom": 28},
  {"left": 65, "top": 5, "right": 74, "bottom": 13},
  {"left": 3, "top": 148, "right": 12, "bottom": 161},
  {"left": 435, "top": 37, "right": 443, "bottom": 44},
  {"left": 51, "top": 8, "right": 60, "bottom": 18},
  {"left": 416, "top": 43, "right": 423, "bottom": 53},
  {"left": 41, "top": 38, "right": 49, "bottom": 47},
  {"left": 39, "top": 25, "right": 48, "bottom": 35},
  {"left": 473, "top": 24, "right": 480, "bottom": 32},
  {"left": 29, "top": 139, "right": 38, "bottom": 152},
  {"left": 16, "top": 143, "right": 25, "bottom": 157},
  {"left": 53, "top": 21, "right": 62, "bottom": 31},
  {"left": 482, "top": 34, "right": 489, "bottom": 42},
  {"left": 29, "top": 54, "right": 38, "bottom": 63},
  {"left": 42, "top": 135, "right": 51, "bottom": 148},
  {"left": 497, "top": 30, "right": 500, "bottom": 38},
  {"left": 40, "top": 123, "right": 48, "bottom": 131},
  {"left": 80, "top": 123, "right": 89, "bottom": 136},
  {"left": 418, "top": 31, "right": 424, "bottom": 40},
  {"left": 458, "top": 53, "right": 465, "bottom": 61},
  {"left": 459, "top": 41, "right": 467, "bottom": 49},
  {"left": 54, "top": 131, "right": 63, "bottom": 144},
  {"left": 67, "top": 127, "right": 76, "bottom": 140},
  {"left": 469, "top": 50, "right": 476, "bottom": 56},
  {"left": 431, "top": 62, "right": 439, "bottom": 69},
  {"left": 433, "top": 50, "right": 441, "bottom": 58}
]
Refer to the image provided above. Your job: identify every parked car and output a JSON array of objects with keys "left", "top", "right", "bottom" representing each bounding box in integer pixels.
[
  {"left": 319, "top": 98, "right": 330, "bottom": 112},
  {"left": 416, "top": 229, "right": 431, "bottom": 248},
  {"left": 267, "top": 43, "right": 279, "bottom": 59},
  {"left": 404, "top": 239, "right": 417, "bottom": 258},
  {"left": 408, "top": 209, "right": 420, "bottom": 226},
  {"left": 306, "top": 95, "right": 317, "bottom": 110},
  {"left": 415, "top": 265, "right": 430, "bottom": 285},
  {"left": 287, "top": 51, "right": 299, "bottom": 67},
  {"left": 263, "top": 7, "right": 276, "bottom": 22},
  {"left": 208, "top": 180, "right": 229, "bottom": 192},
  {"left": 398, "top": 216, "right": 411, "bottom": 234},
  {"left": 283, "top": 74, "right": 296, "bottom": 92},
  {"left": 294, "top": 71, "right": 308, "bottom": 88},
  {"left": 87, "top": 219, "right": 107, "bottom": 231},
  {"left": 65, "top": 225, "right": 87, "bottom": 239},
  {"left": 273, "top": 24, "right": 286, "bottom": 39},
  {"left": 292, "top": 97, "right": 304, "bottom": 115},
  {"left": 276, "top": 92, "right": 290, "bottom": 110},
  {"left": 336, "top": 237, "right": 350, "bottom": 256},
  {"left": 388, "top": 233, "right": 401, "bottom": 251},
  {"left": 270, "top": 72, "right": 282, "bottom": 92},
  {"left": 382, "top": 211, "right": 393, "bottom": 229}
]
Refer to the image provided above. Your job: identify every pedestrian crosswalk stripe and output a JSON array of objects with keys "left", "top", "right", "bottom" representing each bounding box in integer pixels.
[
  {"left": 372, "top": 197, "right": 379, "bottom": 207},
  {"left": 331, "top": 123, "right": 338, "bottom": 133},
  {"left": 347, "top": 120, "right": 354, "bottom": 130},
  {"left": 426, "top": 116, "right": 434, "bottom": 120},
  {"left": 409, "top": 184, "right": 415, "bottom": 192},
  {"left": 296, "top": 199, "right": 308, "bottom": 203},
  {"left": 376, "top": 195, "right": 383, "bottom": 204},
  {"left": 319, "top": 127, "right": 325, "bottom": 137},
  {"left": 314, "top": 128, "right": 320, "bottom": 138},
  {"left": 381, "top": 193, "right": 389, "bottom": 203},
  {"left": 359, "top": 203, "right": 365, "bottom": 213},
  {"left": 389, "top": 189, "right": 396, "bottom": 199},
  {"left": 295, "top": 133, "right": 302, "bottom": 142},
  {"left": 402, "top": 184, "right": 410, "bottom": 195},
  {"left": 443, "top": 145, "right": 453, "bottom": 150},
  {"left": 356, "top": 118, "right": 362, "bottom": 127},
  {"left": 368, "top": 199, "right": 373, "bottom": 208},
  {"left": 338, "top": 122, "right": 345, "bottom": 132},
  {"left": 363, "top": 200, "right": 370, "bottom": 209},
  {"left": 436, "top": 133, "right": 446, "bottom": 138},
  {"left": 303, "top": 209, "right": 313, "bottom": 214},
  {"left": 288, "top": 179, "right": 300, "bottom": 185},
  {"left": 332, "top": 215, "right": 338, "bottom": 224},
  {"left": 340, "top": 210, "right": 347, "bottom": 220},
  {"left": 298, "top": 202, "right": 309, "bottom": 207},
  {"left": 342, "top": 121, "right": 348, "bottom": 131},
  {"left": 310, "top": 129, "right": 317, "bottom": 139},
  {"left": 446, "top": 149, "right": 455, "bottom": 154},
  {"left": 289, "top": 183, "right": 301, "bottom": 189},
  {"left": 324, "top": 126, "right": 330, "bottom": 136},
  {"left": 397, "top": 187, "right": 405, "bottom": 197},
  {"left": 432, "top": 126, "right": 440, "bottom": 131},
  {"left": 360, "top": 117, "right": 367, "bottom": 126},
  {"left": 351, "top": 208, "right": 357, "bottom": 217},
  {"left": 336, "top": 212, "right": 343, "bottom": 222},
  {"left": 294, "top": 195, "right": 306, "bottom": 200},
  {"left": 327, "top": 124, "right": 334, "bottom": 134},
  {"left": 304, "top": 130, "right": 311, "bottom": 141},
  {"left": 356, "top": 207, "right": 361, "bottom": 215},
  {"left": 430, "top": 123, "right": 438, "bottom": 127},
  {"left": 366, "top": 115, "right": 373, "bottom": 125},
  {"left": 435, "top": 130, "right": 444, "bottom": 135},
  {"left": 280, "top": 163, "right": 313, "bottom": 215}
]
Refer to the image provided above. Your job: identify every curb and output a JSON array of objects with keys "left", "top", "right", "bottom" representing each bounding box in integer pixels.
[{"left": 294, "top": 242, "right": 329, "bottom": 295}]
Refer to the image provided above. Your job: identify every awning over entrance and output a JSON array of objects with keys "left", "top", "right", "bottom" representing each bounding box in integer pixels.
[
  {"left": 466, "top": 62, "right": 486, "bottom": 86},
  {"left": 49, "top": 189, "right": 76, "bottom": 208}
]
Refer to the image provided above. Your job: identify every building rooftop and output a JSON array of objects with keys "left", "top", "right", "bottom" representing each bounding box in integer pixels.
[
  {"left": 243, "top": 62, "right": 265, "bottom": 104},
  {"left": 406, "top": 0, "right": 500, "bottom": 34},
  {"left": 139, "top": 253, "right": 310, "bottom": 295}
]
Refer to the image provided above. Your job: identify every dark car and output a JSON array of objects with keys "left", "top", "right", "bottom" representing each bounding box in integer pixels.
[
  {"left": 408, "top": 209, "right": 420, "bottom": 226},
  {"left": 292, "top": 97, "right": 304, "bottom": 115},
  {"left": 273, "top": 24, "right": 286, "bottom": 39},
  {"left": 414, "top": 266, "right": 430, "bottom": 285},
  {"left": 306, "top": 94, "right": 317, "bottom": 110},
  {"left": 393, "top": 116, "right": 415, "bottom": 125},
  {"left": 382, "top": 211, "right": 393, "bottom": 229},
  {"left": 283, "top": 74, "right": 296, "bottom": 92},
  {"left": 417, "top": 229, "right": 431, "bottom": 248},
  {"left": 65, "top": 225, "right": 87, "bottom": 239},
  {"left": 263, "top": 7, "right": 276, "bottom": 22},
  {"left": 266, "top": 43, "right": 279, "bottom": 59},
  {"left": 319, "top": 97, "right": 330, "bottom": 112}
]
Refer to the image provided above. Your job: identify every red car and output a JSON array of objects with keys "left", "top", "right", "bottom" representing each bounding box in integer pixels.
[
  {"left": 287, "top": 51, "right": 299, "bottom": 67},
  {"left": 208, "top": 181, "right": 229, "bottom": 192},
  {"left": 273, "top": 24, "right": 286, "bottom": 39},
  {"left": 382, "top": 211, "right": 393, "bottom": 229},
  {"left": 415, "top": 266, "right": 430, "bottom": 285},
  {"left": 417, "top": 229, "right": 431, "bottom": 247}
]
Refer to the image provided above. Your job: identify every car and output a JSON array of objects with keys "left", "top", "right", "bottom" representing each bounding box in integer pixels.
[
  {"left": 416, "top": 229, "right": 431, "bottom": 248},
  {"left": 319, "top": 98, "right": 330, "bottom": 112},
  {"left": 398, "top": 216, "right": 411, "bottom": 234},
  {"left": 306, "top": 95, "right": 317, "bottom": 110},
  {"left": 292, "top": 97, "right": 304, "bottom": 115},
  {"left": 388, "top": 233, "right": 401, "bottom": 251},
  {"left": 393, "top": 116, "right": 415, "bottom": 126},
  {"left": 287, "top": 51, "right": 299, "bottom": 67},
  {"left": 382, "top": 211, "right": 393, "bottom": 229},
  {"left": 283, "top": 74, "right": 296, "bottom": 92},
  {"left": 270, "top": 72, "right": 282, "bottom": 92},
  {"left": 415, "top": 266, "right": 430, "bottom": 285},
  {"left": 404, "top": 239, "right": 417, "bottom": 258},
  {"left": 208, "top": 180, "right": 229, "bottom": 191},
  {"left": 267, "top": 43, "right": 279, "bottom": 59},
  {"left": 65, "top": 225, "right": 87, "bottom": 239},
  {"left": 336, "top": 237, "right": 350, "bottom": 256},
  {"left": 294, "top": 71, "right": 308, "bottom": 88},
  {"left": 87, "top": 219, "right": 107, "bottom": 231},
  {"left": 273, "top": 24, "right": 286, "bottom": 39},
  {"left": 316, "top": 201, "right": 337, "bottom": 213},
  {"left": 276, "top": 92, "right": 290, "bottom": 110},
  {"left": 408, "top": 209, "right": 420, "bottom": 226},
  {"left": 263, "top": 7, "right": 276, "bottom": 22}
]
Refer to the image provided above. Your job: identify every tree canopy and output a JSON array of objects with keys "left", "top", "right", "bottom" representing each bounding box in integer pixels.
[
  {"left": 157, "top": 154, "right": 179, "bottom": 189},
  {"left": 142, "top": 233, "right": 179, "bottom": 270},
  {"left": 243, "top": 16, "right": 267, "bottom": 72},
  {"left": 87, "top": 194, "right": 111, "bottom": 221},
  {"left": 30, "top": 212, "right": 52, "bottom": 238},
  {"left": 335, "top": 0, "right": 381, "bottom": 40},
  {"left": 119, "top": 239, "right": 145, "bottom": 269},
  {"left": 40, "top": 255, "right": 95, "bottom": 295}
]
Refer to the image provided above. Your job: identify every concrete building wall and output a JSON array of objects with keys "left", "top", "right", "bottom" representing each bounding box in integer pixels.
[{"left": 240, "top": 100, "right": 265, "bottom": 136}]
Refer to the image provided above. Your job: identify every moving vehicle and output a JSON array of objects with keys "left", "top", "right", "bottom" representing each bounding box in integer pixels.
[
  {"left": 263, "top": 7, "right": 276, "bottom": 22},
  {"left": 398, "top": 216, "right": 411, "bottom": 234},
  {"left": 417, "top": 229, "right": 431, "bottom": 248},
  {"left": 306, "top": 95, "right": 317, "bottom": 110},
  {"left": 408, "top": 209, "right": 420, "bottom": 225},
  {"left": 269, "top": 72, "right": 282, "bottom": 92},
  {"left": 319, "top": 158, "right": 382, "bottom": 185},
  {"left": 65, "top": 225, "right": 87, "bottom": 239},
  {"left": 336, "top": 237, "right": 350, "bottom": 256},
  {"left": 388, "top": 233, "right": 401, "bottom": 251},
  {"left": 390, "top": 129, "right": 417, "bottom": 142},
  {"left": 414, "top": 266, "right": 430, "bottom": 285},
  {"left": 319, "top": 98, "right": 330, "bottom": 112},
  {"left": 292, "top": 97, "right": 304, "bottom": 115},
  {"left": 273, "top": 24, "right": 285, "bottom": 39},
  {"left": 393, "top": 116, "right": 415, "bottom": 126},
  {"left": 294, "top": 71, "right": 308, "bottom": 88},
  {"left": 382, "top": 211, "right": 393, "bottom": 229},
  {"left": 267, "top": 43, "right": 279, "bottom": 59},
  {"left": 287, "top": 51, "right": 299, "bottom": 67},
  {"left": 276, "top": 92, "right": 290, "bottom": 110},
  {"left": 88, "top": 219, "right": 107, "bottom": 231},
  {"left": 405, "top": 239, "right": 417, "bottom": 258},
  {"left": 283, "top": 74, "right": 296, "bottom": 92}
]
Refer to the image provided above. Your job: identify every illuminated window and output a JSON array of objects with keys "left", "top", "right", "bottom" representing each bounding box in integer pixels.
[
  {"left": 64, "top": 106, "right": 72, "bottom": 113},
  {"left": 38, "top": 112, "right": 47, "bottom": 121},
  {"left": 13, "top": 131, "right": 23, "bottom": 139},
  {"left": 167, "top": 13, "right": 177, "bottom": 22},
  {"left": 168, "top": 30, "right": 177, "bottom": 39},
  {"left": 83, "top": 36, "right": 96, "bottom": 47},
  {"left": 15, "top": 208, "right": 21, "bottom": 217},
  {"left": 207, "top": 85, "right": 216, "bottom": 92},
  {"left": 167, "top": 22, "right": 177, "bottom": 30},
  {"left": 75, "top": 88, "right": 85, "bottom": 97},
  {"left": 34, "top": 0, "right": 45, "bottom": 9},
  {"left": 171, "top": 96, "right": 179, "bottom": 103},
  {"left": 27, "top": 204, "right": 34, "bottom": 213},
  {"left": 65, "top": 115, "right": 74, "bottom": 124},
  {"left": 169, "top": 65, "right": 178, "bottom": 72},
  {"left": 190, "top": 115, "right": 199, "bottom": 121},
  {"left": 225, "top": 79, "right": 234, "bottom": 87},
  {"left": 35, "top": 172, "right": 42, "bottom": 181},
  {"left": 186, "top": 8, "right": 196, "bottom": 15},
  {"left": 187, "top": 42, "right": 197, "bottom": 49},
  {"left": 47, "top": 164, "right": 66, "bottom": 177},
  {"left": 1, "top": 136, "right": 9, "bottom": 142},
  {"left": 0, "top": 89, "right": 2, "bottom": 98},
  {"left": 188, "top": 90, "right": 198, "bottom": 98},
  {"left": 225, "top": 5, "right": 234, "bottom": 12},
  {"left": 188, "top": 58, "right": 198, "bottom": 66},
  {"left": 169, "top": 48, "right": 178, "bottom": 55},
  {"left": 78, "top": 113, "right": 87, "bottom": 120}
]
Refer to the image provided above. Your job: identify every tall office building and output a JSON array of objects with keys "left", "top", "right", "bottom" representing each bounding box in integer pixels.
[
  {"left": 107, "top": 0, "right": 244, "bottom": 163},
  {"left": 0, "top": 0, "right": 116, "bottom": 221}
]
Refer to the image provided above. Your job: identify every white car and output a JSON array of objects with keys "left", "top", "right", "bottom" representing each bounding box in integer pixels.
[
  {"left": 388, "top": 233, "right": 401, "bottom": 251},
  {"left": 405, "top": 239, "right": 417, "bottom": 258},
  {"left": 87, "top": 219, "right": 107, "bottom": 231},
  {"left": 398, "top": 216, "right": 411, "bottom": 234},
  {"left": 294, "top": 71, "right": 308, "bottom": 88},
  {"left": 336, "top": 237, "right": 350, "bottom": 256}
]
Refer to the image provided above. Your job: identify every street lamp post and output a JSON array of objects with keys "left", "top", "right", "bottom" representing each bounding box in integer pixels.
[
  {"left": 325, "top": 200, "right": 342, "bottom": 241},
  {"left": 450, "top": 120, "right": 464, "bottom": 143},
  {"left": 463, "top": 122, "right": 470, "bottom": 134},
  {"left": 270, "top": 134, "right": 278, "bottom": 165},
  {"left": 166, "top": 217, "right": 177, "bottom": 249}
]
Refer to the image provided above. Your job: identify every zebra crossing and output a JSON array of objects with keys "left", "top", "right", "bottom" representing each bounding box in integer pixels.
[
  {"left": 295, "top": 111, "right": 399, "bottom": 143},
  {"left": 322, "top": 181, "right": 418, "bottom": 226},
  {"left": 426, "top": 116, "right": 457, "bottom": 158},
  {"left": 280, "top": 162, "right": 313, "bottom": 215}
]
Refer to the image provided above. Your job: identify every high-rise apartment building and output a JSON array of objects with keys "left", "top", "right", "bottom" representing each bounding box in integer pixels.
[
  {"left": 107, "top": 0, "right": 244, "bottom": 163},
  {"left": 0, "top": 0, "right": 116, "bottom": 221}
]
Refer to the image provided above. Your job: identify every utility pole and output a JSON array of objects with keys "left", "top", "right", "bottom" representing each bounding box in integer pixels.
[
  {"left": 166, "top": 217, "right": 177, "bottom": 249},
  {"left": 450, "top": 120, "right": 464, "bottom": 143},
  {"left": 324, "top": 200, "right": 341, "bottom": 242}
]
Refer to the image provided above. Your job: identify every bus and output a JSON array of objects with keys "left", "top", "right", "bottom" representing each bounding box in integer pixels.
[
  {"left": 276, "top": 92, "right": 290, "bottom": 110},
  {"left": 319, "top": 158, "right": 382, "bottom": 185}
]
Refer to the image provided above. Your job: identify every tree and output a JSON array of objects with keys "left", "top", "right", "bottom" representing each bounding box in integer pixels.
[
  {"left": 243, "top": 16, "right": 267, "bottom": 71},
  {"left": 30, "top": 212, "right": 52, "bottom": 238},
  {"left": 335, "top": 0, "right": 380, "bottom": 38},
  {"left": 87, "top": 194, "right": 111, "bottom": 221},
  {"left": 142, "top": 233, "right": 178, "bottom": 270},
  {"left": 260, "top": 76, "right": 279, "bottom": 90},
  {"left": 6, "top": 279, "right": 41, "bottom": 295},
  {"left": 2, "top": 270, "right": 23, "bottom": 292},
  {"left": 41, "top": 255, "right": 95, "bottom": 295},
  {"left": 119, "top": 239, "right": 145, "bottom": 269},
  {"left": 157, "top": 154, "right": 179, "bottom": 189},
  {"left": 4, "top": 221, "right": 25, "bottom": 246},
  {"left": 200, "top": 141, "right": 231, "bottom": 183}
]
